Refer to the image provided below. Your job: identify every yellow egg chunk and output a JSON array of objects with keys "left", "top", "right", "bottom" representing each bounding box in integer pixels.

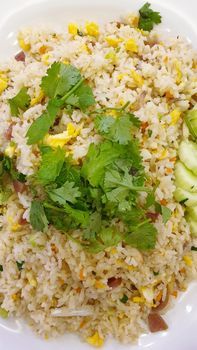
[
  {"left": 105, "top": 37, "right": 122, "bottom": 48},
  {"left": 183, "top": 256, "right": 193, "bottom": 267},
  {"left": 170, "top": 109, "right": 181, "bottom": 125},
  {"left": 86, "top": 332, "right": 104, "bottom": 347},
  {"left": 11, "top": 223, "right": 22, "bottom": 232},
  {"left": 174, "top": 60, "right": 182, "bottom": 85},
  {"left": 0, "top": 78, "right": 8, "bottom": 94},
  {"left": 125, "top": 39, "right": 138, "bottom": 53},
  {"left": 18, "top": 33, "right": 31, "bottom": 51},
  {"left": 44, "top": 123, "right": 80, "bottom": 148},
  {"left": 68, "top": 23, "right": 78, "bottom": 36},
  {"left": 5, "top": 143, "right": 16, "bottom": 158},
  {"left": 85, "top": 22, "right": 99, "bottom": 37},
  {"left": 131, "top": 70, "right": 144, "bottom": 87},
  {"left": 41, "top": 54, "right": 50, "bottom": 66},
  {"left": 30, "top": 90, "right": 44, "bottom": 107}
]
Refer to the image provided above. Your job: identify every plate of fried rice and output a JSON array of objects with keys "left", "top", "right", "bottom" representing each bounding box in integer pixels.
[{"left": 0, "top": 0, "right": 197, "bottom": 349}]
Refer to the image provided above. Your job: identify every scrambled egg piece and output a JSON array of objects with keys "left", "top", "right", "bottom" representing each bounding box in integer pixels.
[
  {"left": 86, "top": 332, "right": 104, "bottom": 347},
  {"left": 44, "top": 123, "right": 80, "bottom": 148},
  {"left": 18, "top": 32, "right": 31, "bottom": 51},
  {"left": 30, "top": 90, "right": 44, "bottom": 107},
  {"left": 131, "top": 70, "right": 144, "bottom": 87},
  {"left": 174, "top": 60, "right": 182, "bottom": 85},
  {"left": 183, "top": 255, "right": 193, "bottom": 267},
  {"left": 170, "top": 109, "right": 181, "bottom": 125},
  {"left": 105, "top": 36, "right": 122, "bottom": 48},
  {"left": 95, "top": 281, "right": 105, "bottom": 289},
  {"left": 41, "top": 53, "right": 51, "bottom": 66},
  {"left": 5, "top": 143, "right": 16, "bottom": 158},
  {"left": 68, "top": 23, "right": 78, "bottom": 36},
  {"left": 125, "top": 39, "right": 138, "bottom": 53},
  {"left": 0, "top": 77, "right": 8, "bottom": 94},
  {"left": 85, "top": 22, "right": 99, "bottom": 37},
  {"left": 11, "top": 223, "right": 22, "bottom": 232}
]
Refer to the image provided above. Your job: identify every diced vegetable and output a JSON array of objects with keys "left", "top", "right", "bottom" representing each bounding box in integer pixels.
[
  {"left": 186, "top": 206, "right": 197, "bottom": 221},
  {"left": 185, "top": 106, "right": 197, "bottom": 139},
  {"left": 178, "top": 141, "right": 197, "bottom": 175},
  {"left": 174, "top": 161, "right": 197, "bottom": 193},
  {"left": 174, "top": 188, "right": 197, "bottom": 207},
  {"left": 186, "top": 217, "right": 197, "bottom": 237}
]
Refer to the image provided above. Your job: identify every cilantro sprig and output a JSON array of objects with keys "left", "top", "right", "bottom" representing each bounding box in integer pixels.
[
  {"left": 138, "top": 3, "right": 162, "bottom": 32},
  {"left": 29, "top": 133, "right": 158, "bottom": 253},
  {"left": 26, "top": 62, "right": 95, "bottom": 145}
]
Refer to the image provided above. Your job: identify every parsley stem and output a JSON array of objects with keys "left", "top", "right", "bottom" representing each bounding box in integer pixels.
[
  {"left": 61, "top": 78, "right": 84, "bottom": 103},
  {"left": 43, "top": 202, "right": 65, "bottom": 212},
  {"left": 120, "top": 101, "right": 130, "bottom": 111}
]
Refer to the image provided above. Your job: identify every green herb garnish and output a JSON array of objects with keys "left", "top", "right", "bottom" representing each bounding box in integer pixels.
[
  {"left": 0, "top": 265, "right": 3, "bottom": 272},
  {"left": 191, "top": 246, "right": 197, "bottom": 251},
  {"left": 120, "top": 294, "right": 129, "bottom": 304},
  {"left": 9, "top": 87, "right": 30, "bottom": 117},
  {"left": 30, "top": 201, "right": 48, "bottom": 232},
  {"left": 138, "top": 3, "right": 162, "bottom": 32},
  {"left": 26, "top": 62, "right": 95, "bottom": 144},
  {"left": 16, "top": 261, "right": 25, "bottom": 271}
]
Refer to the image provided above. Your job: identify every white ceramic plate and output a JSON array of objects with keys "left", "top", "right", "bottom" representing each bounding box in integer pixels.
[{"left": 0, "top": 0, "right": 197, "bottom": 349}]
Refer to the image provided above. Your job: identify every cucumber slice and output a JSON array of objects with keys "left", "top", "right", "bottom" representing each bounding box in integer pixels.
[
  {"left": 178, "top": 141, "right": 197, "bottom": 175},
  {"left": 187, "top": 218, "right": 197, "bottom": 237},
  {"left": 185, "top": 106, "right": 197, "bottom": 139},
  {"left": 174, "top": 161, "right": 197, "bottom": 192},
  {"left": 186, "top": 206, "right": 197, "bottom": 221},
  {"left": 174, "top": 187, "right": 197, "bottom": 207}
]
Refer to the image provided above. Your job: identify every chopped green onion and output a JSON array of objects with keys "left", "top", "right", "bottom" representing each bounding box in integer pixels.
[{"left": 120, "top": 294, "right": 128, "bottom": 304}]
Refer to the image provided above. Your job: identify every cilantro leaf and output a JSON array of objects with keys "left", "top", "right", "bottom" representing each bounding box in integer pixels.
[
  {"left": 81, "top": 141, "right": 127, "bottom": 187},
  {"left": 8, "top": 87, "right": 30, "bottom": 117},
  {"left": 30, "top": 200, "right": 48, "bottom": 232},
  {"left": 26, "top": 99, "right": 61, "bottom": 145},
  {"left": 95, "top": 113, "right": 140, "bottom": 145},
  {"left": 138, "top": 3, "right": 162, "bottom": 32},
  {"left": 2, "top": 156, "right": 26, "bottom": 182},
  {"left": 161, "top": 206, "right": 172, "bottom": 224},
  {"left": 64, "top": 203, "right": 89, "bottom": 227},
  {"left": 66, "top": 82, "right": 95, "bottom": 111},
  {"left": 125, "top": 221, "right": 157, "bottom": 250},
  {"left": 145, "top": 191, "right": 155, "bottom": 209},
  {"left": 48, "top": 181, "right": 81, "bottom": 205},
  {"left": 55, "top": 161, "right": 81, "bottom": 187},
  {"left": 37, "top": 146, "right": 65, "bottom": 185},
  {"left": 83, "top": 226, "right": 122, "bottom": 253},
  {"left": 104, "top": 167, "right": 147, "bottom": 192},
  {"left": 155, "top": 203, "right": 172, "bottom": 224},
  {"left": 41, "top": 62, "right": 82, "bottom": 99},
  {"left": 44, "top": 204, "right": 75, "bottom": 231}
]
